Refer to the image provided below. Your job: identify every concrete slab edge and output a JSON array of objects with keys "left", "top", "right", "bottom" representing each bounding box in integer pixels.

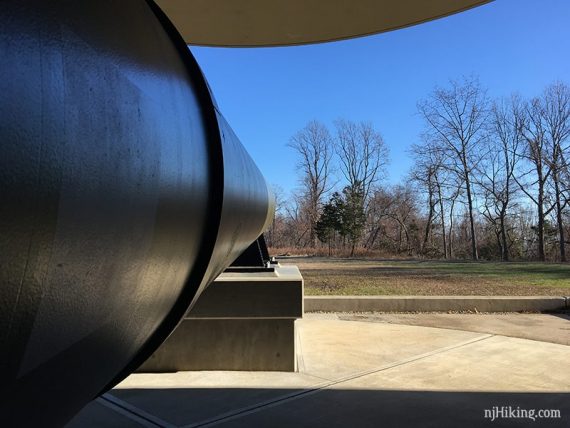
[{"left": 304, "top": 296, "right": 568, "bottom": 313}]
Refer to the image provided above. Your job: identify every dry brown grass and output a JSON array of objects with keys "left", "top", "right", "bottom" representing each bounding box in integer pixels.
[{"left": 279, "top": 256, "right": 570, "bottom": 296}]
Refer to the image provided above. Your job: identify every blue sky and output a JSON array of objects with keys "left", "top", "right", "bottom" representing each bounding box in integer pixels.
[{"left": 191, "top": 0, "right": 570, "bottom": 197}]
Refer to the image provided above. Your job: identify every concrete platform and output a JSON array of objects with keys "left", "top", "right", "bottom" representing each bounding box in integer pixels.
[
  {"left": 138, "top": 265, "right": 303, "bottom": 372},
  {"left": 68, "top": 314, "right": 570, "bottom": 427}
]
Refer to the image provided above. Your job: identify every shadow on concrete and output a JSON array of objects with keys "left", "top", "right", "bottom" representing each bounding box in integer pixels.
[
  {"left": 548, "top": 310, "right": 570, "bottom": 322},
  {"left": 81, "top": 388, "right": 570, "bottom": 428}
]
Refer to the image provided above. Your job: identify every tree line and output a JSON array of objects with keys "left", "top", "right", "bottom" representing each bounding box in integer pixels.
[{"left": 266, "top": 76, "right": 570, "bottom": 262}]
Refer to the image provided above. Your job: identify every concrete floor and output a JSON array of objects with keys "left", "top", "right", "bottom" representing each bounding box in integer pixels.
[
  {"left": 330, "top": 311, "right": 570, "bottom": 346},
  {"left": 68, "top": 313, "right": 570, "bottom": 427}
]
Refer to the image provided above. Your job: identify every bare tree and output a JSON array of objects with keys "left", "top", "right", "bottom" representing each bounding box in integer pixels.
[
  {"left": 282, "top": 193, "right": 312, "bottom": 248},
  {"left": 364, "top": 187, "right": 395, "bottom": 250},
  {"left": 365, "top": 185, "right": 420, "bottom": 255},
  {"left": 446, "top": 184, "right": 463, "bottom": 258},
  {"left": 410, "top": 139, "right": 447, "bottom": 257},
  {"left": 334, "top": 119, "right": 389, "bottom": 204},
  {"left": 385, "top": 185, "right": 420, "bottom": 255},
  {"left": 541, "top": 82, "right": 570, "bottom": 261},
  {"left": 475, "top": 96, "right": 522, "bottom": 261},
  {"left": 514, "top": 98, "right": 558, "bottom": 261},
  {"left": 287, "top": 120, "right": 334, "bottom": 246},
  {"left": 418, "top": 76, "right": 489, "bottom": 260}
]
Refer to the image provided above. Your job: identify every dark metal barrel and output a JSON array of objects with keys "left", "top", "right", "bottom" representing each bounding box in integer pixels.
[{"left": 0, "top": 0, "right": 273, "bottom": 425}]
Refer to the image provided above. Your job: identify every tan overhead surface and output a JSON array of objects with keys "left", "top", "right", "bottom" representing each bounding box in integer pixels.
[{"left": 154, "top": 0, "right": 492, "bottom": 47}]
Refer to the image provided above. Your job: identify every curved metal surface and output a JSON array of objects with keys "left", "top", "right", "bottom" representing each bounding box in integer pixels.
[
  {"left": 155, "top": 0, "right": 492, "bottom": 47},
  {"left": 0, "top": 1, "right": 272, "bottom": 426}
]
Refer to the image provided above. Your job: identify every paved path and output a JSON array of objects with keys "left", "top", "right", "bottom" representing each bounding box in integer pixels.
[
  {"left": 327, "top": 311, "right": 570, "bottom": 346},
  {"left": 68, "top": 314, "right": 570, "bottom": 427}
]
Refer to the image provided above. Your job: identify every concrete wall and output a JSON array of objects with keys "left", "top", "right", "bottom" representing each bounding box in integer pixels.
[{"left": 304, "top": 296, "right": 568, "bottom": 313}]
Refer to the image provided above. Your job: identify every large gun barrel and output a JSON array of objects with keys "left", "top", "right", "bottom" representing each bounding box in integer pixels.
[{"left": 0, "top": 0, "right": 273, "bottom": 425}]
